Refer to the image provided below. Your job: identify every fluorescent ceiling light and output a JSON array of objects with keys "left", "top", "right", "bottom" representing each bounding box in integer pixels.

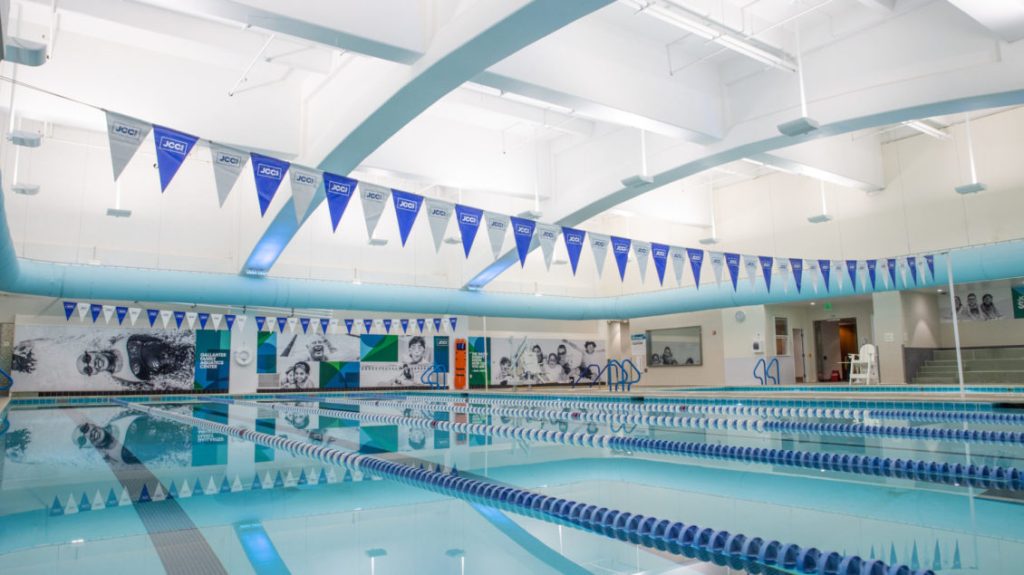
[
  {"left": 902, "top": 120, "right": 950, "bottom": 140},
  {"left": 500, "top": 92, "right": 574, "bottom": 115},
  {"left": 741, "top": 157, "right": 797, "bottom": 175},
  {"left": 463, "top": 82, "right": 503, "bottom": 98}
]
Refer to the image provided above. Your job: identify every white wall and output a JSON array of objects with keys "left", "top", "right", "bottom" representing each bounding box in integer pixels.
[{"left": 630, "top": 310, "right": 724, "bottom": 387}]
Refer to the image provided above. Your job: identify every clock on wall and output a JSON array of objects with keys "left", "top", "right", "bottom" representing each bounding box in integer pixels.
[{"left": 734, "top": 310, "right": 746, "bottom": 323}]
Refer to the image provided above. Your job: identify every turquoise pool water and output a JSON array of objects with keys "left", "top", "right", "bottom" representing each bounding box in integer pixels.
[{"left": 1, "top": 393, "right": 1022, "bottom": 574}]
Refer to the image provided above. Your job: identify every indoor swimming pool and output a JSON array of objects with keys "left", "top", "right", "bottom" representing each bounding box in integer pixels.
[{"left": 1, "top": 392, "right": 1022, "bottom": 575}]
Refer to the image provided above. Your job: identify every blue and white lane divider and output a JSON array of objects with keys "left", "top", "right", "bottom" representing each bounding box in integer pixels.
[
  {"left": 115, "top": 399, "right": 924, "bottom": 575},
  {"left": 319, "top": 396, "right": 1024, "bottom": 446},
  {"left": 236, "top": 399, "right": 1023, "bottom": 492}
]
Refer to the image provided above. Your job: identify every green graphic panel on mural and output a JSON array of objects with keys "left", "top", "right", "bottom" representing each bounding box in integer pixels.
[{"left": 360, "top": 335, "right": 398, "bottom": 363}]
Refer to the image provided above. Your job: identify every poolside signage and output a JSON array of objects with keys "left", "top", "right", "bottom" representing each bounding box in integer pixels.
[
  {"left": 250, "top": 153, "right": 290, "bottom": 216},
  {"left": 687, "top": 248, "right": 705, "bottom": 290},
  {"left": 610, "top": 236, "right": 631, "bottom": 281},
  {"left": 289, "top": 167, "right": 323, "bottom": 224},
  {"left": 152, "top": 125, "right": 199, "bottom": 192},
  {"left": 360, "top": 184, "right": 391, "bottom": 240},
  {"left": 509, "top": 216, "right": 537, "bottom": 268},
  {"left": 633, "top": 241, "right": 651, "bottom": 283},
  {"left": 790, "top": 258, "right": 804, "bottom": 293},
  {"left": 209, "top": 143, "right": 247, "bottom": 207},
  {"left": 590, "top": 233, "right": 610, "bottom": 279},
  {"left": 484, "top": 212, "right": 509, "bottom": 259},
  {"left": 391, "top": 190, "right": 423, "bottom": 246},
  {"left": 455, "top": 204, "right": 483, "bottom": 258},
  {"left": 105, "top": 111, "right": 152, "bottom": 181},
  {"left": 323, "top": 172, "right": 357, "bottom": 232},
  {"left": 425, "top": 199, "right": 453, "bottom": 253}
]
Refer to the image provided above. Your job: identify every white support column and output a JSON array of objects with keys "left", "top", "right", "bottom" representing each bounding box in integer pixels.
[{"left": 945, "top": 252, "right": 966, "bottom": 398}]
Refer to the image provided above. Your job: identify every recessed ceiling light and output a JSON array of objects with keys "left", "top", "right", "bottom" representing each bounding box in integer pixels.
[{"left": 809, "top": 302, "right": 816, "bottom": 306}]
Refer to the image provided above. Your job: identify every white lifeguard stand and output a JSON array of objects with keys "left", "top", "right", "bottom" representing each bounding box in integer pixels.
[{"left": 848, "top": 344, "right": 877, "bottom": 386}]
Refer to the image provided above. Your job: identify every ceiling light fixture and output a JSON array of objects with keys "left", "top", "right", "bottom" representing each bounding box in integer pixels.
[
  {"left": 776, "top": 23, "right": 819, "bottom": 136},
  {"left": 697, "top": 177, "right": 720, "bottom": 244},
  {"left": 807, "top": 180, "right": 833, "bottom": 224},
  {"left": 954, "top": 113, "right": 987, "bottom": 195},
  {"left": 902, "top": 120, "right": 950, "bottom": 140},
  {"left": 621, "top": 129, "right": 655, "bottom": 188}
]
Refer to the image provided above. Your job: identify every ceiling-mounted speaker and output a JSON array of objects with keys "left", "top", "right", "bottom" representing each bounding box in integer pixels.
[
  {"left": 777, "top": 116, "right": 820, "bottom": 137},
  {"left": 807, "top": 213, "right": 833, "bottom": 224},
  {"left": 9, "top": 130, "right": 41, "bottom": 147},
  {"left": 12, "top": 183, "right": 39, "bottom": 195},
  {"left": 4, "top": 38, "right": 46, "bottom": 66},
  {"left": 106, "top": 208, "right": 132, "bottom": 218},
  {"left": 954, "top": 182, "right": 986, "bottom": 195},
  {"left": 621, "top": 174, "right": 654, "bottom": 188}
]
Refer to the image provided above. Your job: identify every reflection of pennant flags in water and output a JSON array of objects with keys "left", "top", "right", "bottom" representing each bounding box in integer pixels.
[
  {"left": 651, "top": 243, "right": 669, "bottom": 286},
  {"left": 256, "top": 316, "right": 266, "bottom": 331},
  {"left": 562, "top": 227, "right": 586, "bottom": 276},
  {"left": 449, "top": 317, "right": 458, "bottom": 332},
  {"left": 186, "top": 312, "right": 197, "bottom": 329},
  {"left": 390, "top": 189, "right": 424, "bottom": 246},
  {"left": 250, "top": 153, "right": 290, "bottom": 217},
  {"left": 198, "top": 312, "right": 209, "bottom": 329},
  {"left": 425, "top": 199, "right": 453, "bottom": 253},
  {"left": 102, "top": 305, "right": 115, "bottom": 324},
  {"left": 633, "top": 241, "right": 651, "bottom": 283},
  {"left": 687, "top": 248, "right": 705, "bottom": 289},
  {"left": 147, "top": 309, "right": 159, "bottom": 327},
  {"left": 743, "top": 255, "right": 759, "bottom": 288},
  {"left": 610, "top": 236, "right": 631, "bottom": 281},
  {"left": 790, "top": 258, "right": 803, "bottom": 293},
  {"left": 866, "top": 259, "right": 878, "bottom": 290},
  {"left": 536, "top": 224, "right": 559, "bottom": 270},
  {"left": 359, "top": 183, "right": 391, "bottom": 239},
  {"left": 454, "top": 204, "right": 483, "bottom": 258},
  {"left": 300, "top": 317, "right": 310, "bottom": 333},
  {"left": 90, "top": 304, "right": 103, "bottom": 323},
  {"left": 382, "top": 319, "right": 392, "bottom": 333},
  {"left": 320, "top": 318, "right": 330, "bottom": 334},
  {"left": 322, "top": 172, "right": 357, "bottom": 232},
  {"left": 174, "top": 311, "right": 186, "bottom": 329},
  {"left": 509, "top": 216, "right": 536, "bottom": 267},
  {"left": 105, "top": 111, "right": 152, "bottom": 181},
  {"left": 846, "top": 260, "right": 858, "bottom": 291},
  {"left": 129, "top": 307, "right": 141, "bottom": 326},
  {"left": 758, "top": 256, "right": 774, "bottom": 292},
  {"left": 152, "top": 125, "right": 199, "bottom": 192},
  {"left": 818, "top": 259, "right": 831, "bottom": 292},
  {"left": 708, "top": 251, "right": 724, "bottom": 288},
  {"left": 209, "top": 142, "right": 247, "bottom": 207},
  {"left": 400, "top": 318, "right": 409, "bottom": 333},
  {"left": 886, "top": 258, "right": 897, "bottom": 288},
  {"left": 433, "top": 318, "right": 442, "bottom": 332},
  {"left": 484, "top": 212, "right": 509, "bottom": 260},
  {"left": 725, "top": 253, "right": 741, "bottom": 291},
  {"left": 363, "top": 319, "right": 373, "bottom": 333},
  {"left": 925, "top": 254, "right": 935, "bottom": 281},
  {"left": 289, "top": 166, "right": 323, "bottom": 224},
  {"left": 907, "top": 256, "right": 918, "bottom": 285},
  {"left": 589, "top": 233, "right": 610, "bottom": 279},
  {"left": 64, "top": 301, "right": 77, "bottom": 320},
  {"left": 116, "top": 306, "right": 128, "bottom": 325},
  {"left": 277, "top": 317, "right": 288, "bottom": 333},
  {"left": 344, "top": 318, "right": 354, "bottom": 334},
  {"left": 416, "top": 318, "right": 425, "bottom": 333}
]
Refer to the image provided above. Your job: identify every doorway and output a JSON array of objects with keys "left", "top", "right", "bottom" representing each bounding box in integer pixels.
[
  {"left": 793, "top": 328, "right": 806, "bottom": 383},
  {"left": 813, "top": 318, "right": 858, "bottom": 381}
]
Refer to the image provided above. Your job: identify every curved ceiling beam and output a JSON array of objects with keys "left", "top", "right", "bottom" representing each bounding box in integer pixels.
[{"left": 240, "top": 0, "right": 615, "bottom": 275}]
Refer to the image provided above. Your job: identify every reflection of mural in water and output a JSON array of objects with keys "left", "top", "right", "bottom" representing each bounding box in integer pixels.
[{"left": 73, "top": 410, "right": 193, "bottom": 466}]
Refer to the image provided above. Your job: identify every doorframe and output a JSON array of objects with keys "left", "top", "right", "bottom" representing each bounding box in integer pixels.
[{"left": 792, "top": 327, "right": 806, "bottom": 383}]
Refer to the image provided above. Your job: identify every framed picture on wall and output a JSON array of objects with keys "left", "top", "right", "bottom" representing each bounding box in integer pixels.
[{"left": 646, "top": 327, "right": 702, "bottom": 367}]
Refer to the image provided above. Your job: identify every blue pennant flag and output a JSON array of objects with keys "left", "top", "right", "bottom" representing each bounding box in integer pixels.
[
  {"left": 866, "top": 259, "right": 877, "bottom": 290},
  {"left": 277, "top": 317, "right": 287, "bottom": 333},
  {"left": 391, "top": 189, "right": 423, "bottom": 246},
  {"left": 925, "top": 254, "right": 935, "bottom": 280},
  {"left": 225, "top": 314, "right": 236, "bottom": 330},
  {"left": 115, "top": 306, "right": 128, "bottom": 325},
  {"left": 907, "top": 256, "right": 918, "bottom": 285},
  {"left": 363, "top": 319, "right": 373, "bottom": 333},
  {"left": 789, "top": 259, "right": 803, "bottom": 293},
  {"left": 152, "top": 125, "right": 199, "bottom": 192},
  {"left": 198, "top": 312, "right": 209, "bottom": 329},
  {"left": 300, "top": 317, "right": 310, "bottom": 333},
  {"left": 416, "top": 318, "right": 426, "bottom": 333},
  {"left": 561, "top": 227, "right": 586, "bottom": 276},
  {"left": 687, "top": 248, "right": 705, "bottom": 289},
  {"left": 449, "top": 317, "right": 458, "bottom": 331},
  {"left": 610, "top": 236, "right": 631, "bottom": 280},
  {"left": 320, "top": 318, "right": 330, "bottom": 334},
  {"left": 400, "top": 318, "right": 409, "bottom": 333},
  {"left": 433, "top": 318, "right": 442, "bottom": 332},
  {"left": 509, "top": 216, "right": 537, "bottom": 267},
  {"left": 758, "top": 256, "right": 774, "bottom": 292},
  {"left": 818, "top": 259, "right": 832, "bottom": 292},
  {"left": 454, "top": 204, "right": 483, "bottom": 258},
  {"left": 725, "top": 253, "right": 741, "bottom": 291},
  {"left": 383, "top": 319, "right": 392, "bottom": 333},
  {"left": 846, "top": 260, "right": 858, "bottom": 291},
  {"left": 344, "top": 318, "right": 354, "bottom": 334},
  {"left": 650, "top": 243, "right": 669, "bottom": 286},
  {"left": 63, "top": 301, "right": 77, "bottom": 320},
  {"left": 886, "top": 258, "right": 897, "bottom": 287},
  {"left": 250, "top": 153, "right": 290, "bottom": 216},
  {"left": 147, "top": 309, "right": 159, "bottom": 327},
  {"left": 90, "top": 304, "right": 103, "bottom": 323},
  {"left": 256, "top": 316, "right": 266, "bottom": 331},
  {"left": 323, "top": 172, "right": 357, "bottom": 232},
  {"left": 174, "top": 311, "right": 186, "bottom": 329}
]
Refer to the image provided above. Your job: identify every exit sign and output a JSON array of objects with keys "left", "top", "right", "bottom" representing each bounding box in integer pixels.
[{"left": 823, "top": 302, "right": 833, "bottom": 311}]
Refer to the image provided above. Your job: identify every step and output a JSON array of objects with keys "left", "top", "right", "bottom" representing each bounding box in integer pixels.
[
  {"left": 913, "top": 372, "right": 1024, "bottom": 384},
  {"left": 924, "top": 359, "right": 1024, "bottom": 370},
  {"left": 933, "top": 348, "right": 1024, "bottom": 361}
]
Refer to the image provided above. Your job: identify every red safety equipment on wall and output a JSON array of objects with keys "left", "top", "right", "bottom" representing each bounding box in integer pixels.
[{"left": 454, "top": 338, "right": 468, "bottom": 390}]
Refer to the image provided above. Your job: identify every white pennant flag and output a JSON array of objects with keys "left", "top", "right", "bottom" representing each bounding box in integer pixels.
[
  {"left": 425, "top": 199, "right": 454, "bottom": 253},
  {"left": 288, "top": 316, "right": 298, "bottom": 333},
  {"left": 186, "top": 311, "right": 198, "bottom": 330},
  {"left": 834, "top": 260, "right": 845, "bottom": 290},
  {"left": 101, "top": 305, "right": 115, "bottom": 323},
  {"left": 899, "top": 257, "right": 908, "bottom": 286},
  {"left": 105, "top": 111, "right": 152, "bottom": 181},
  {"left": 484, "top": 212, "right": 509, "bottom": 259},
  {"left": 160, "top": 309, "right": 173, "bottom": 328},
  {"left": 236, "top": 315, "right": 247, "bottom": 331},
  {"left": 589, "top": 233, "right": 610, "bottom": 279},
  {"left": 857, "top": 261, "right": 868, "bottom": 289},
  {"left": 743, "top": 255, "right": 759, "bottom": 288},
  {"left": 669, "top": 246, "right": 687, "bottom": 286},
  {"left": 77, "top": 302, "right": 90, "bottom": 321},
  {"left": 536, "top": 224, "right": 560, "bottom": 270},
  {"left": 211, "top": 313, "right": 223, "bottom": 330},
  {"left": 360, "top": 183, "right": 391, "bottom": 239},
  {"left": 881, "top": 260, "right": 891, "bottom": 288},
  {"left": 209, "top": 142, "right": 247, "bottom": 207},
  {"left": 806, "top": 260, "right": 820, "bottom": 293},
  {"left": 128, "top": 307, "right": 142, "bottom": 326},
  {"left": 633, "top": 241, "right": 651, "bottom": 283},
  {"left": 289, "top": 166, "right": 323, "bottom": 223},
  {"left": 709, "top": 251, "right": 725, "bottom": 287},
  {"left": 777, "top": 259, "right": 790, "bottom": 293}
]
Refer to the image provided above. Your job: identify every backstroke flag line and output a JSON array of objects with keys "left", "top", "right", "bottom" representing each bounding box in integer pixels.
[
  {"left": 105, "top": 111, "right": 152, "bottom": 182},
  {"left": 209, "top": 143, "right": 247, "bottom": 207},
  {"left": 152, "top": 125, "right": 199, "bottom": 192}
]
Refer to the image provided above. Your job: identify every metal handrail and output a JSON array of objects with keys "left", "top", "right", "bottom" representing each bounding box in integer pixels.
[
  {"left": 0, "top": 366, "right": 12, "bottom": 391},
  {"left": 570, "top": 363, "right": 604, "bottom": 389},
  {"left": 620, "top": 359, "right": 641, "bottom": 391},
  {"left": 766, "top": 357, "right": 780, "bottom": 386},
  {"left": 752, "top": 358, "right": 767, "bottom": 385}
]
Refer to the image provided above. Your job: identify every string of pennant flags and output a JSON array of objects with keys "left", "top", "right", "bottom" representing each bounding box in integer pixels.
[
  {"left": 106, "top": 110, "right": 943, "bottom": 293},
  {"left": 59, "top": 300, "right": 460, "bottom": 335}
]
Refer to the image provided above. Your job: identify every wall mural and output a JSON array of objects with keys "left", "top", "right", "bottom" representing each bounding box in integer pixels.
[
  {"left": 485, "top": 336, "right": 606, "bottom": 387},
  {"left": 937, "top": 280, "right": 1016, "bottom": 323}
]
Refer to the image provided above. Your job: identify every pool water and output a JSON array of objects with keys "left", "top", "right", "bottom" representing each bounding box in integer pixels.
[{"left": 1, "top": 393, "right": 1022, "bottom": 574}]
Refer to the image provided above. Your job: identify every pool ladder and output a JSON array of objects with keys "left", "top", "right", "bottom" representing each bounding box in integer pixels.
[
  {"left": 753, "top": 357, "right": 780, "bottom": 385},
  {"left": 604, "top": 359, "right": 641, "bottom": 392},
  {"left": 420, "top": 364, "right": 448, "bottom": 390}
]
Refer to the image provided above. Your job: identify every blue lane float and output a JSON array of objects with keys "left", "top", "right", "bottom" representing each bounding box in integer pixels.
[
  {"left": 236, "top": 399, "right": 1023, "bottom": 492},
  {"left": 114, "top": 399, "right": 926, "bottom": 575}
]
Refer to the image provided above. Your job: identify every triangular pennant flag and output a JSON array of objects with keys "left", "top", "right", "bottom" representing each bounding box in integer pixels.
[
  {"left": 256, "top": 316, "right": 266, "bottom": 332},
  {"left": 887, "top": 258, "right": 897, "bottom": 288},
  {"left": 209, "top": 143, "right": 247, "bottom": 207},
  {"left": 185, "top": 311, "right": 198, "bottom": 329},
  {"left": 669, "top": 246, "right": 686, "bottom": 286},
  {"left": 898, "top": 257, "right": 908, "bottom": 286},
  {"left": 806, "top": 260, "right": 819, "bottom": 293},
  {"left": 416, "top": 318, "right": 425, "bottom": 333},
  {"left": 536, "top": 224, "right": 559, "bottom": 270},
  {"left": 818, "top": 259, "right": 832, "bottom": 292},
  {"left": 866, "top": 259, "right": 878, "bottom": 290},
  {"left": 454, "top": 204, "right": 483, "bottom": 257},
  {"left": 449, "top": 317, "right": 458, "bottom": 332},
  {"left": 102, "top": 305, "right": 115, "bottom": 324},
  {"left": 323, "top": 172, "right": 357, "bottom": 232},
  {"left": 152, "top": 125, "right": 199, "bottom": 192},
  {"left": 777, "top": 259, "right": 790, "bottom": 293},
  {"left": 320, "top": 318, "right": 330, "bottom": 334},
  {"left": 128, "top": 307, "right": 141, "bottom": 326},
  {"left": 687, "top": 248, "right": 705, "bottom": 289},
  {"left": 834, "top": 260, "right": 845, "bottom": 290},
  {"left": 90, "top": 304, "right": 103, "bottom": 323},
  {"left": 846, "top": 260, "right": 858, "bottom": 291},
  {"left": 382, "top": 319, "right": 392, "bottom": 333},
  {"left": 289, "top": 166, "right": 323, "bottom": 223},
  {"left": 509, "top": 216, "right": 537, "bottom": 267},
  {"left": 925, "top": 254, "right": 935, "bottom": 281},
  {"left": 743, "top": 255, "right": 759, "bottom": 288},
  {"left": 250, "top": 153, "right": 290, "bottom": 216},
  {"left": 277, "top": 317, "right": 288, "bottom": 333},
  {"left": 633, "top": 241, "right": 651, "bottom": 283},
  {"left": 287, "top": 317, "right": 298, "bottom": 333},
  {"left": 360, "top": 183, "right": 391, "bottom": 239},
  {"left": 650, "top": 243, "right": 669, "bottom": 286},
  {"left": 610, "top": 236, "right": 631, "bottom": 281},
  {"left": 300, "top": 317, "right": 310, "bottom": 333},
  {"left": 907, "top": 256, "right": 918, "bottom": 285},
  {"left": 790, "top": 258, "right": 804, "bottom": 293},
  {"left": 77, "top": 302, "right": 90, "bottom": 321},
  {"left": 92, "top": 490, "right": 105, "bottom": 510},
  {"left": 63, "top": 301, "right": 77, "bottom": 320},
  {"left": 174, "top": 311, "right": 186, "bottom": 329},
  {"left": 400, "top": 318, "right": 409, "bottom": 333},
  {"left": 116, "top": 306, "right": 128, "bottom": 325},
  {"left": 210, "top": 313, "right": 222, "bottom": 330},
  {"left": 344, "top": 318, "right": 354, "bottom": 334},
  {"left": 589, "top": 233, "right": 610, "bottom": 279},
  {"left": 425, "top": 199, "right": 453, "bottom": 253},
  {"left": 724, "top": 253, "right": 741, "bottom": 291},
  {"left": 147, "top": 309, "right": 159, "bottom": 327},
  {"left": 363, "top": 319, "right": 373, "bottom": 333},
  {"left": 758, "top": 256, "right": 774, "bottom": 292},
  {"left": 433, "top": 318, "right": 443, "bottom": 332},
  {"left": 484, "top": 212, "right": 509, "bottom": 260},
  {"left": 708, "top": 251, "right": 724, "bottom": 288},
  {"left": 561, "top": 227, "right": 586, "bottom": 276},
  {"left": 235, "top": 315, "right": 246, "bottom": 331},
  {"left": 105, "top": 111, "right": 152, "bottom": 181}
]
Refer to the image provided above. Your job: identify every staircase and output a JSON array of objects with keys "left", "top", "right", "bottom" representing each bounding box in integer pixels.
[{"left": 913, "top": 347, "right": 1024, "bottom": 384}]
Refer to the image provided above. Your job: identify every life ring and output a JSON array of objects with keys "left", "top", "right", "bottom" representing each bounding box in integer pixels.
[{"left": 234, "top": 348, "right": 254, "bottom": 366}]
